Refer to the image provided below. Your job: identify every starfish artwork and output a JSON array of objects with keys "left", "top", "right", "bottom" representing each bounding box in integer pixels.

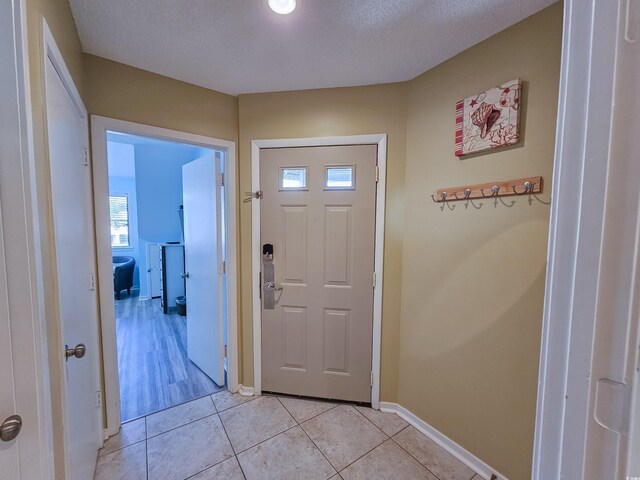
[{"left": 455, "top": 79, "right": 522, "bottom": 157}]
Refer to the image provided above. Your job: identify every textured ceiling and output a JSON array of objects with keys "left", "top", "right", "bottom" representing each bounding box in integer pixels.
[{"left": 70, "top": 0, "right": 556, "bottom": 96}]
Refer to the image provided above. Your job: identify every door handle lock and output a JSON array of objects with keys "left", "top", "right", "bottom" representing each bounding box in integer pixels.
[
  {"left": 0, "top": 415, "right": 22, "bottom": 442},
  {"left": 65, "top": 343, "right": 86, "bottom": 361},
  {"left": 263, "top": 282, "right": 282, "bottom": 292},
  {"left": 181, "top": 272, "right": 190, "bottom": 279}
]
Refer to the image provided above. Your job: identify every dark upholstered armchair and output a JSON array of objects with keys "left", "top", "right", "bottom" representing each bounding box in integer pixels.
[{"left": 113, "top": 256, "right": 135, "bottom": 300}]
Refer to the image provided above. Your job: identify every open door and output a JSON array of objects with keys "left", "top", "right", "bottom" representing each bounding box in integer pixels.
[{"left": 182, "top": 153, "right": 225, "bottom": 385}]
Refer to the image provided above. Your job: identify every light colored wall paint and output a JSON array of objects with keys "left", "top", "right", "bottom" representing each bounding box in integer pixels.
[
  {"left": 108, "top": 142, "right": 140, "bottom": 287},
  {"left": 399, "top": 4, "right": 562, "bottom": 479},
  {"left": 25, "top": 0, "right": 86, "bottom": 477},
  {"left": 83, "top": 54, "right": 238, "bottom": 142}
]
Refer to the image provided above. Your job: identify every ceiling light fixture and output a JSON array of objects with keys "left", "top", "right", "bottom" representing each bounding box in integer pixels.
[{"left": 268, "top": 0, "right": 297, "bottom": 15}]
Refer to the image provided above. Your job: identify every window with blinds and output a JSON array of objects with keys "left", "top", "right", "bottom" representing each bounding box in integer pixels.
[{"left": 109, "top": 195, "right": 130, "bottom": 247}]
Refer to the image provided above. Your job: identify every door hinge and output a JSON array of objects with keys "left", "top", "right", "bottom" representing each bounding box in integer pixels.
[
  {"left": 217, "top": 172, "right": 225, "bottom": 186},
  {"left": 372, "top": 272, "right": 376, "bottom": 288},
  {"left": 375, "top": 166, "right": 379, "bottom": 183},
  {"left": 83, "top": 147, "right": 89, "bottom": 166},
  {"left": 370, "top": 371, "right": 374, "bottom": 386},
  {"left": 96, "top": 391, "right": 102, "bottom": 408},
  {"left": 224, "top": 345, "right": 228, "bottom": 357},
  {"left": 219, "top": 261, "right": 226, "bottom": 275},
  {"left": 89, "top": 273, "right": 96, "bottom": 290}
]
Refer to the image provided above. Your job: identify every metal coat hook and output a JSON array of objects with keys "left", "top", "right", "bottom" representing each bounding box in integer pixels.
[
  {"left": 431, "top": 191, "right": 447, "bottom": 203},
  {"left": 481, "top": 185, "right": 500, "bottom": 198},
  {"left": 454, "top": 188, "right": 472, "bottom": 200},
  {"left": 512, "top": 181, "right": 534, "bottom": 195}
]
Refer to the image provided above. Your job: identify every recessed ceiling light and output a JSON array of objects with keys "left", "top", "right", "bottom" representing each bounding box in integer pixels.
[{"left": 268, "top": 0, "right": 297, "bottom": 15}]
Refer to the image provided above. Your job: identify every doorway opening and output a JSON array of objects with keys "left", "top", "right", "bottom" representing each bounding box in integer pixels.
[
  {"left": 92, "top": 117, "right": 238, "bottom": 435},
  {"left": 106, "top": 132, "right": 227, "bottom": 421}
]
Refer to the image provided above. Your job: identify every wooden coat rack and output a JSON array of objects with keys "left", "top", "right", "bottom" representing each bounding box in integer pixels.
[{"left": 431, "top": 176, "right": 543, "bottom": 203}]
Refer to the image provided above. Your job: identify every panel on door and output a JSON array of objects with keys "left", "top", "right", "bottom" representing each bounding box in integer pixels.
[
  {"left": 261, "top": 145, "right": 377, "bottom": 402},
  {"left": 45, "top": 57, "right": 101, "bottom": 479},
  {"left": 182, "top": 153, "right": 225, "bottom": 386}
]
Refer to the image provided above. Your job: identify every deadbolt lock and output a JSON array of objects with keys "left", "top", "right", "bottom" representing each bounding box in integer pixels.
[
  {"left": 65, "top": 343, "right": 86, "bottom": 360},
  {"left": 0, "top": 415, "right": 22, "bottom": 442}
]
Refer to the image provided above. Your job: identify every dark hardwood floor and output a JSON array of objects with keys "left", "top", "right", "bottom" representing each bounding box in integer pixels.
[{"left": 115, "top": 292, "right": 225, "bottom": 421}]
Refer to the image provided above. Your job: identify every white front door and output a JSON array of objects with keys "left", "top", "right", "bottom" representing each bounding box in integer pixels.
[
  {"left": 182, "top": 153, "right": 225, "bottom": 386},
  {"left": 45, "top": 53, "right": 101, "bottom": 479},
  {"left": 260, "top": 145, "right": 377, "bottom": 402}
]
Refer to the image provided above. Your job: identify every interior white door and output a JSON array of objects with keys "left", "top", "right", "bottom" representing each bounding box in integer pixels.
[
  {"left": 182, "top": 153, "right": 225, "bottom": 385},
  {"left": 0, "top": 2, "right": 49, "bottom": 477},
  {"left": 260, "top": 145, "right": 377, "bottom": 402},
  {"left": 45, "top": 56, "right": 101, "bottom": 479}
]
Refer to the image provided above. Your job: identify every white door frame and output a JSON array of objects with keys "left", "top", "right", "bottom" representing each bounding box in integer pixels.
[
  {"left": 533, "top": 0, "right": 640, "bottom": 478},
  {"left": 42, "top": 18, "right": 104, "bottom": 471},
  {"left": 91, "top": 116, "right": 239, "bottom": 436},
  {"left": 0, "top": 1, "right": 54, "bottom": 477},
  {"left": 251, "top": 134, "right": 387, "bottom": 409}
]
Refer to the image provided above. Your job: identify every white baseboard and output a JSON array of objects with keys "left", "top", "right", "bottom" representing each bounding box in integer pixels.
[
  {"left": 379, "top": 402, "right": 507, "bottom": 480},
  {"left": 238, "top": 385, "right": 255, "bottom": 397}
]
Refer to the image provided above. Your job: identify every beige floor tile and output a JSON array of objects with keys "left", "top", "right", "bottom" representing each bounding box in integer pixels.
[
  {"left": 393, "top": 426, "right": 475, "bottom": 480},
  {"left": 238, "top": 425, "right": 336, "bottom": 480},
  {"left": 278, "top": 396, "right": 337, "bottom": 423},
  {"left": 147, "top": 414, "right": 234, "bottom": 480},
  {"left": 99, "top": 417, "right": 146, "bottom": 456},
  {"left": 301, "top": 404, "right": 387, "bottom": 471},
  {"left": 354, "top": 406, "right": 409, "bottom": 437},
  {"left": 189, "top": 457, "right": 245, "bottom": 479},
  {"left": 219, "top": 395, "right": 296, "bottom": 453},
  {"left": 94, "top": 441, "right": 146, "bottom": 480},
  {"left": 146, "top": 395, "right": 215, "bottom": 437},
  {"left": 212, "top": 389, "right": 257, "bottom": 412},
  {"left": 340, "top": 439, "right": 437, "bottom": 480}
]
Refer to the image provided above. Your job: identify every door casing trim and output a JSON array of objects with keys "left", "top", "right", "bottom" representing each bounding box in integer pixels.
[
  {"left": 91, "top": 116, "right": 239, "bottom": 436},
  {"left": 251, "top": 134, "right": 387, "bottom": 408}
]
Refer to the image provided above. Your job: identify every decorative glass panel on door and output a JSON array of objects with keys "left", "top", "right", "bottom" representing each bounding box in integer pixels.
[
  {"left": 326, "top": 166, "right": 355, "bottom": 189},
  {"left": 280, "top": 167, "right": 308, "bottom": 190}
]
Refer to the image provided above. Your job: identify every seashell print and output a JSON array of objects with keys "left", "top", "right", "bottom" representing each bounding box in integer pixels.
[{"left": 471, "top": 102, "right": 501, "bottom": 138}]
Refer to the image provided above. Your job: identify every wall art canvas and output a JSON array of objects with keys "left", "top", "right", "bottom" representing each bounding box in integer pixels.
[{"left": 455, "top": 79, "right": 522, "bottom": 157}]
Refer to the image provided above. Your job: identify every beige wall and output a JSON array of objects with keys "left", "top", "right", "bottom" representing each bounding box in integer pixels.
[
  {"left": 25, "top": 0, "right": 86, "bottom": 478},
  {"left": 237, "top": 85, "right": 408, "bottom": 400},
  {"left": 83, "top": 54, "right": 238, "bottom": 142},
  {"left": 398, "top": 4, "right": 562, "bottom": 479}
]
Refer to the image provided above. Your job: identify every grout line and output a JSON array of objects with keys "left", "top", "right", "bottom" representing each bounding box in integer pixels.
[
  {"left": 278, "top": 396, "right": 341, "bottom": 425},
  {"left": 390, "top": 427, "right": 442, "bottom": 480},
  {"left": 351, "top": 405, "right": 391, "bottom": 439},
  {"left": 146, "top": 412, "right": 219, "bottom": 440}
]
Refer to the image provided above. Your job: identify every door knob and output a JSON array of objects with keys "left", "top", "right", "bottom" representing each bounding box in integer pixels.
[
  {"left": 65, "top": 343, "right": 86, "bottom": 360},
  {"left": 181, "top": 272, "right": 190, "bottom": 279},
  {"left": 0, "top": 415, "right": 22, "bottom": 442}
]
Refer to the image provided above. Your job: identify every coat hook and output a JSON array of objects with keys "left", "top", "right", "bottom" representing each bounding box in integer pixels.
[
  {"left": 454, "top": 188, "right": 472, "bottom": 200},
  {"left": 481, "top": 185, "right": 499, "bottom": 197},
  {"left": 512, "top": 181, "right": 533, "bottom": 195},
  {"left": 431, "top": 192, "right": 447, "bottom": 203}
]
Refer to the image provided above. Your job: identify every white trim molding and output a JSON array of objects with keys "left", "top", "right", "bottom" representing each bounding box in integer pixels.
[
  {"left": 90, "top": 116, "right": 239, "bottom": 436},
  {"left": 250, "top": 134, "right": 387, "bottom": 408},
  {"left": 238, "top": 385, "right": 256, "bottom": 397},
  {"left": 379, "top": 402, "right": 507, "bottom": 480},
  {"left": 534, "top": 1, "right": 640, "bottom": 478}
]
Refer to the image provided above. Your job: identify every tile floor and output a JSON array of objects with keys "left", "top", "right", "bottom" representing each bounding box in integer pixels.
[{"left": 95, "top": 390, "right": 481, "bottom": 480}]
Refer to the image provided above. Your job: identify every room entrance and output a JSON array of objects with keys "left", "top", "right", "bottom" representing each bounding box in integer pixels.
[{"left": 91, "top": 117, "right": 238, "bottom": 435}]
